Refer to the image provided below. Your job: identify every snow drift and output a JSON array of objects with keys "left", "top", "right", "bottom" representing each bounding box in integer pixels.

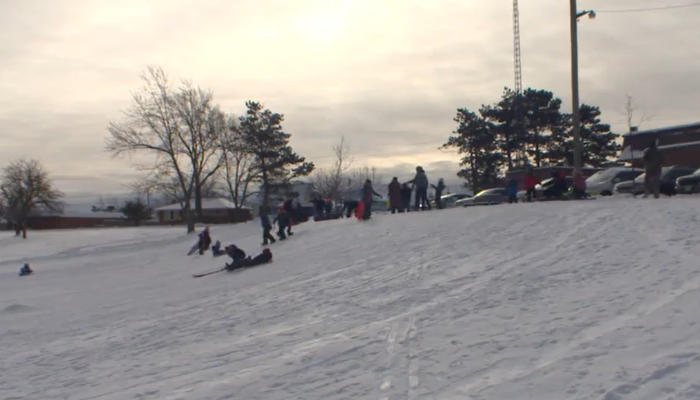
[{"left": 1, "top": 197, "right": 700, "bottom": 400}]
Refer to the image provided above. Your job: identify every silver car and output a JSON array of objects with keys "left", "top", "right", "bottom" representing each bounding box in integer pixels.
[{"left": 455, "top": 188, "right": 509, "bottom": 207}]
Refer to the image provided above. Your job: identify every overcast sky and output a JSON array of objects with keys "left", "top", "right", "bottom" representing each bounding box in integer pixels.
[{"left": 1, "top": 0, "right": 698, "bottom": 201}]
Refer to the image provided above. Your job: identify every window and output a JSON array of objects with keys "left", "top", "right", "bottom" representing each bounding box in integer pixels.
[{"left": 618, "top": 170, "right": 642, "bottom": 181}]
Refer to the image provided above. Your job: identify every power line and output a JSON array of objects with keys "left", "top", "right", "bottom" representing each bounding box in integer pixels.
[{"left": 596, "top": 2, "right": 700, "bottom": 13}]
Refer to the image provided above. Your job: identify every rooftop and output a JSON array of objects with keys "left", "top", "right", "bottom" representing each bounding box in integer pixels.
[
  {"left": 622, "top": 121, "right": 700, "bottom": 137},
  {"left": 155, "top": 197, "right": 250, "bottom": 211}
]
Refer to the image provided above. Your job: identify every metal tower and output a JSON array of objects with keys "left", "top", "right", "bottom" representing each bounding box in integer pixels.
[{"left": 513, "top": 0, "right": 523, "bottom": 93}]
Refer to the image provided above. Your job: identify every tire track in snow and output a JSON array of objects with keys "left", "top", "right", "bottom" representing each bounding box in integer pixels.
[{"left": 376, "top": 261, "right": 426, "bottom": 400}]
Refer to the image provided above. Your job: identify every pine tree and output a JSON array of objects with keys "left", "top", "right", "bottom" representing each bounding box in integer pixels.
[
  {"left": 238, "top": 101, "right": 314, "bottom": 207},
  {"left": 120, "top": 199, "right": 153, "bottom": 226},
  {"left": 522, "top": 89, "right": 562, "bottom": 167},
  {"left": 442, "top": 109, "right": 504, "bottom": 193},
  {"left": 544, "top": 105, "right": 620, "bottom": 167}
]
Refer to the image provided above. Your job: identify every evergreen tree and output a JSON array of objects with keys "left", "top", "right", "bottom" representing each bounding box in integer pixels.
[
  {"left": 480, "top": 87, "right": 521, "bottom": 170},
  {"left": 120, "top": 199, "right": 153, "bottom": 226},
  {"left": 442, "top": 109, "right": 503, "bottom": 193},
  {"left": 522, "top": 89, "right": 562, "bottom": 167},
  {"left": 544, "top": 105, "right": 621, "bottom": 167},
  {"left": 238, "top": 101, "right": 314, "bottom": 207}
]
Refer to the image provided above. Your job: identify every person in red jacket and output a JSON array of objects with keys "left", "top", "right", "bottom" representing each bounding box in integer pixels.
[{"left": 524, "top": 168, "right": 539, "bottom": 202}]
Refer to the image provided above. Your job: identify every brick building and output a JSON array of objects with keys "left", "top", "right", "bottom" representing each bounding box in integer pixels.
[{"left": 617, "top": 122, "right": 700, "bottom": 168}]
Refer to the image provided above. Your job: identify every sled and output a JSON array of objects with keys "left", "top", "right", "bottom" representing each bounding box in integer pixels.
[{"left": 355, "top": 201, "right": 365, "bottom": 220}]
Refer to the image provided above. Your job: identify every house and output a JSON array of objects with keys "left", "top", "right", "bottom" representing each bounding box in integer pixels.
[
  {"left": 154, "top": 198, "right": 252, "bottom": 224},
  {"left": 23, "top": 209, "right": 127, "bottom": 230},
  {"left": 617, "top": 122, "right": 700, "bottom": 168},
  {"left": 256, "top": 182, "right": 313, "bottom": 206}
]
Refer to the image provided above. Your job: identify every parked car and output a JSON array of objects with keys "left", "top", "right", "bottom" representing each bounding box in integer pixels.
[
  {"left": 676, "top": 168, "right": 700, "bottom": 194},
  {"left": 517, "top": 176, "right": 574, "bottom": 202},
  {"left": 586, "top": 167, "right": 644, "bottom": 196},
  {"left": 614, "top": 166, "right": 697, "bottom": 196},
  {"left": 455, "top": 188, "right": 509, "bottom": 207},
  {"left": 433, "top": 193, "right": 472, "bottom": 208}
]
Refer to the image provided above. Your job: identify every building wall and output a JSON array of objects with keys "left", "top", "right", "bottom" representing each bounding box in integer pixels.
[
  {"left": 25, "top": 216, "right": 127, "bottom": 230},
  {"left": 156, "top": 208, "right": 252, "bottom": 225},
  {"left": 622, "top": 125, "right": 700, "bottom": 151},
  {"left": 628, "top": 145, "right": 700, "bottom": 169}
]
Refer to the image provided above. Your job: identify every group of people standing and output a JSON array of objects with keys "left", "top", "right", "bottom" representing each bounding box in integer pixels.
[
  {"left": 321, "top": 166, "right": 449, "bottom": 221},
  {"left": 387, "top": 166, "right": 447, "bottom": 213}
]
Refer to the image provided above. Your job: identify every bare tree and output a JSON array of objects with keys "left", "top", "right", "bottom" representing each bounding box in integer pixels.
[
  {"left": 126, "top": 178, "right": 157, "bottom": 207},
  {"left": 106, "top": 66, "right": 223, "bottom": 233},
  {"left": 173, "top": 87, "right": 226, "bottom": 220},
  {"left": 219, "top": 114, "right": 257, "bottom": 207},
  {"left": 622, "top": 95, "right": 655, "bottom": 132},
  {"left": 0, "top": 159, "right": 64, "bottom": 239},
  {"left": 347, "top": 165, "right": 384, "bottom": 196},
  {"left": 309, "top": 135, "right": 354, "bottom": 199}
]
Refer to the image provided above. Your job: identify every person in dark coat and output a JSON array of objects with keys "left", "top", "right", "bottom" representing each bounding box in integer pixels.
[
  {"left": 19, "top": 263, "right": 33, "bottom": 276},
  {"left": 431, "top": 178, "right": 446, "bottom": 209},
  {"left": 524, "top": 167, "right": 539, "bottom": 202},
  {"left": 313, "top": 196, "right": 325, "bottom": 217},
  {"left": 642, "top": 140, "right": 663, "bottom": 199},
  {"left": 273, "top": 205, "right": 290, "bottom": 240},
  {"left": 259, "top": 206, "right": 276, "bottom": 245},
  {"left": 225, "top": 248, "right": 273, "bottom": 271},
  {"left": 282, "top": 199, "right": 297, "bottom": 235},
  {"left": 388, "top": 177, "right": 402, "bottom": 214},
  {"left": 361, "top": 179, "right": 382, "bottom": 220},
  {"left": 408, "top": 166, "right": 431, "bottom": 210},
  {"left": 543, "top": 170, "right": 568, "bottom": 198},
  {"left": 198, "top": 226, "right": 212, "bottom": 255},
  {"left": 343, "top": 199, "right": 359, "bottom": 218},
  {"left": 400, "top": 183, "right": 412, "bottom": 212},
  {"left": 506, "top": 177, "right": 518, "bottom": 204}
]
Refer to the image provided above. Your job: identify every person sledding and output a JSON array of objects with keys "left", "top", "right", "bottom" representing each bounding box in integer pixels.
[
  {"left": 224, "top": 247, "right": 273, "bottom": 272},
  {"left": 211, "top": 240, "right": 226, "bottom": 257},
  {"left": 188, "top": 226, "right": 212, "bottom": 255},
  {"left": 18, "top": 263, "right": 33, "bottom": 276}
]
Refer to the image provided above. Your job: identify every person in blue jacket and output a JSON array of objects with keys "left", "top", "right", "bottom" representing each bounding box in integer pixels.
[{"left": 506, "top": 177, "right": 518, "bottom": 204}]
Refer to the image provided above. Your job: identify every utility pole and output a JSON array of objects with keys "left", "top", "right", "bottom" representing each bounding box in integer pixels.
[
  {"left": 569, "top": 1, "right": 595, "bottom": 172},
  {"left": 569, "top": 0, "right": 582, "bottom": 172}
]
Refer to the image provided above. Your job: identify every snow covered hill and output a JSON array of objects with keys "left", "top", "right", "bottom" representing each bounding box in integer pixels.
[{"left": 2, "top": 197, "right": 700, "bottom": 400}]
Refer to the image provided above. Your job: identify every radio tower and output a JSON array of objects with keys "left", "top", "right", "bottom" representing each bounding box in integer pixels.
[
  {"left": 512, "top": 0, "right": 524, "bottom": 166},
  {"left": 513, "top": 0, "right": 522, "bottom": 93}
]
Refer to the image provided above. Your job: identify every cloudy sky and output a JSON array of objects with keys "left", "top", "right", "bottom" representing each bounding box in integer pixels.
[{"left": 1, "top": 0, "right": 698, "bottom": 201}]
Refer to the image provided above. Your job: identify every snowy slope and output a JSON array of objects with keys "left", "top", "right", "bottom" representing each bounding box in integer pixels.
[{"left": 2, "top": 198, "right": 700, "bottom": 400}]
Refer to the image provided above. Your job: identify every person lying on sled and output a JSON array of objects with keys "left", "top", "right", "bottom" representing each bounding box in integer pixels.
[{"left": 225, "top": 248, "right": 273, "bottom": 271}]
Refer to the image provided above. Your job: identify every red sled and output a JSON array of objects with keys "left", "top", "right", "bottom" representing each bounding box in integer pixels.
[{"left": 355, "top": 200, "right": 365, "bottom": 220}]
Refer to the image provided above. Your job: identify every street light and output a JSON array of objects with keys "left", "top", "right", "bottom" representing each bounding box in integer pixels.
[{"left": 569, "top": 0, "right": 595, "bottom": 172}]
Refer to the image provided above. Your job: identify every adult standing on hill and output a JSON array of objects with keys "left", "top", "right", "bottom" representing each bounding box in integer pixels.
[
  {"left": 408, "top": 166, "right": 431, "bottom": 210},
  {"left": 642, "top": 140, "right": 663, "bottom": 199},
  {"left": 388, "top": 177, "right": 402, "bottom": 214},
  {"left": 361, "top": 179, "right": 382, "bottom": 220}
]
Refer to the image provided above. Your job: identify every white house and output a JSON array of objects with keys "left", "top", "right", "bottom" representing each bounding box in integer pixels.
[{"left": 154, "top": 198, "right": 252, "bottom": 224}]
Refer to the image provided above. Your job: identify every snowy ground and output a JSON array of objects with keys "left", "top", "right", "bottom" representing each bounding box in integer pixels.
[{"left": 2, "top": 197, "right": 700, "bottom": 400}]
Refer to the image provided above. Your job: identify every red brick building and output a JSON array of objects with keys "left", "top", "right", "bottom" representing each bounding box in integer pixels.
[{"left": 617, "top": 122, "right": 700, "bottom": 168}]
